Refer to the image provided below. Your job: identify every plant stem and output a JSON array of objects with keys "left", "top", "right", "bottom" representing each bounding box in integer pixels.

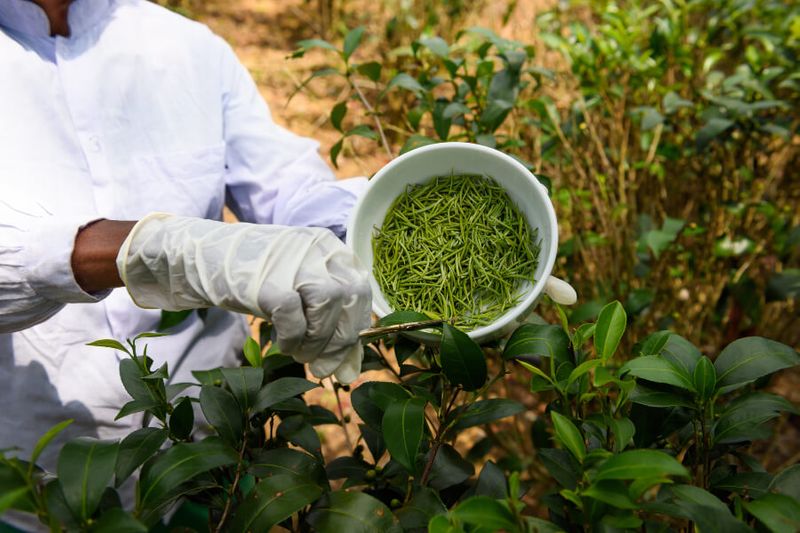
[
  {"left": 347, "top": 75, "right": 394, "bottom": 159},
  {"left": 330, "top": 378, "right": 354, "bottom": 452},
  {"left": 421, "top": 388, "right": 460, "bottom": 486},
  {"left": 214, "top": 437, "right": 247, "bottom": 533}
]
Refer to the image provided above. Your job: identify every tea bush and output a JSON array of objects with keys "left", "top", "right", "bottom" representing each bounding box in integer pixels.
[
  {"left": 288, "top": 0, "right": 799, "bottom": 350},
  {"left": 1, "top": 304, "right": 798, "bottom": 531}
]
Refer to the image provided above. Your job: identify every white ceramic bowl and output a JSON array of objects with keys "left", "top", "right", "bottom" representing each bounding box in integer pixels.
[{"left": 346, "top": 142, "right": 559, "bottom": 343}]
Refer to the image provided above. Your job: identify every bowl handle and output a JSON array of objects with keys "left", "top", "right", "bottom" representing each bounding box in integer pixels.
[{"left": 544, "top": 276, "right": 577, "bottom": 305}]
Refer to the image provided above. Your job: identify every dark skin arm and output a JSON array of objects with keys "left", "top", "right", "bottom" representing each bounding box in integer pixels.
[
  {"left": 71, "top": 220, "right": 136, "bottom": 293},
  {"left": 32, "top": 0, "right": 71, "bottom": 37}
]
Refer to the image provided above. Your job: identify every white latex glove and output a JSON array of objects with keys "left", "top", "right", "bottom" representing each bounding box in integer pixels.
[{"left": 116, "top": 213, "right": 371, "bottom": 383}]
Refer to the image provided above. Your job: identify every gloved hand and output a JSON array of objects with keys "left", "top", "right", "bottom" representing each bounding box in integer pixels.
[{"left": 116, "top": 213, "right": 371, "bottom": 383}]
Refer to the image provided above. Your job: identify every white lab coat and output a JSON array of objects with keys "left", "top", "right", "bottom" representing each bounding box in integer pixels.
[{"left": 0, "top": 0, "right": 366, "bottom": 497}]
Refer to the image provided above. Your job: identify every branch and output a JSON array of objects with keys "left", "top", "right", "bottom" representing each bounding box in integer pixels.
[
  {"left": 347, "top": 75, "right": 394, "bottom": 159},
  {"left": 214, "top": 438, "right": 247, "bottom": 533}
]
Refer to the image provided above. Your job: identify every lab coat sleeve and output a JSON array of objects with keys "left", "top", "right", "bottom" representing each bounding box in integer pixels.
[
  {"left": 217, "top": 37, "right": 368, "bottom": 237},
  {"left": 0, "top": 198, "right": 107, "bottom": 333}
]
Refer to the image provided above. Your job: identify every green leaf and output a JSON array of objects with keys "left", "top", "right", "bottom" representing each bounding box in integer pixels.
[
  {"left": 248, "top": 448, "right": 327, "bottom": 486},
  {"left": 550, "top": 411, "right": 585, "bottom": 462},
  {"left": 766, "top": 270, "right": 800, "bottom": 302},
  {"left": 400, "top": 134, "right": 437, "bottom": 154},
  {"left": 346, "top": 124, "right": 378, "bottom": 140},
  {"left": 451, "top": 496, "right": 517, "bottom": 531},
  {"left": 621, "top": 355, "right": 695, "bottom": 391},
  {"left": 199, "top": 385, "right": 243, "bottom": 444},
  {"left": 441, "top": 323, "right": 487, "bottom": 391},
  {"left": 744, "top": 494, "right": 800, "bottom": 533},
  {"left": 242, "top": 336, "right": 262, "bottom": 368},
  {"left": 663, "top": 91, "right": 692, "bottom": 114},
  {"left": 538, "top": 448, "right": 580, "bottom": 490},
  {"left": 57, "top": 437, "right": 119, "bottom": 521},
  {"left": 771, "top": 464, "right": 800, "bottom": 500},
  {"left": 607, "top": 416, "right": 635, "bottom": 453},
  {"left": 713, "top": 392, "right": 797, "bottom": 444},
  {"left": 168, "top": 398, "right": 194, "bottom": 441},
  {"left": 0, "top": 487, "right": 30, "bottom": 515},
  {"left": 696, "top": 118, "right": 734, "bottom": 149},
  {"left": 567, "top": 359, "right": 603, "bottom": 388},
  {"left": 306, "top": 491, "right": 399, "bottom": 532},
  {"left": 386, "top": 73, "right": 424, "bottom": 94},
  {"left": 503, "top": 323, "right": 570, "bottom": 362},
  {"left": 594, "top": 301, "right": 626, "bottom": 361},
  {"left": 221, "top": 367, "right": 264, "bottom": 411},
  {"left": 714, "top": 337, "right": 800, "bottom": 394},
  {"left": 639, "top": 106, "right": 664, "bottom": 131},
  {"left": 650, "top": 484, "right": 752, "bottom": 533},
  {"left": 382, "top": 397, "right": 426, "bottom": 473},
  {"left": 693, "top": 356, "right": 717, "bottom": 402},
  {"left": 115, "top": 399, "right": 158, "bottom": 421},
  {"left": 584, "top": 480, "right": 637, "bottom": 509},
  {"left": 636, "top": 330, "right": 672, "bottom": 356},
  {"left": 91, "top": 508, "right": 147, "bottom": 533},
  {"left": 713, "top": 472, "right": 772, "bottom": 499},
  {"left": 30, "top": 419, "right": 73, "bottom": 468},
  {"left": 473, "top": 461, "right": 507, "bottom": 498},
  {"left": 660, "top": 334, "right": 702, "bottom": 376},
  {"left": 115, "top": 428, "right": 168, "bottom": 486},
  {"left": 277, "top": 415, "right": 322, "bottom": 456},
  {"left": 397, "top": 487, "right": 447, "bottom": 531},
  {"left": 157, "top": 309, "right": 193, "bottom": 332},
  {"left": 330, "top": 138, "right": 344, "bottom": 169},
  {"left": 356, "top": 61, "right": 382, "bottom": 82},
  {"left": 351, "top": 381, "right": 410, "bottom": 429},
  {"left": 138, "top": 438, "right": 238, "bottom": 510},
  {"left": 376, "top": 310, "right": 433, "bottom": 327},
  {"left": 426, "top": 444, "right": 474, "bottom": 491},
  {"left": 343, "top": 26, "right": 365, "bottom": 61},
  {"left": 229, "top": 473, "right": 324, "bottom": 533},
  {"left": 419, "top": 36, "right": 449, "bottom": 57},
  {"left": 450, "top": 399, "right": 524, "bottom": 431},
  {"left": 595, "top": 449, "right": 689, "bottom": 481},
  {"left": 331, "top": 101, "right": 348, "bottom": 132},
  {"left": 296, "top": 38, "right": 338, "bottom": 54},
  {"left": 630, "top": 384, "right": 695, "bottom": 409},
  {"left": 518, "top": 360, "right": 557, "bottom": 391},
  {"left": 253, "top": 377, "right": 318, "bottom": 411},
  {"left": 87, "top": 339, "right": 129, "bottom": 353}
]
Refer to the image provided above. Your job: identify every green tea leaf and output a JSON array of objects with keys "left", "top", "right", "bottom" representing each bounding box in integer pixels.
[
  {"left": 426, "top": 444, "right": 474, "bottom": 491},
  {"left": 296, "top": 38, "right": 338, "bottom": 53},
  {"left": 386, "top": 73, "right": 424, "bottom": 94},
  {"left": 397, "top": 487, "right": 447, "bottom": 531},
  {"left": 630, "top": 384, "right": 695, "bottom": 409},
  {"left": 30, "top": 419, "right": 73, "bottom": 468},
  {"left": 253, "top": 377, "right": 319, "bottom": 411},
  {"left": 451, "top": 496, "right": 517, "bottom": 531},
  {"left": 714, "top": 337, "right": 799, "bottom": 394},
  {"left": 567, "top": 359, "right": 603, "bottom": 387},
  {"left": 550, "top": 411, "right": 585, "bottom": 462},
  {"left": 376, "top": 310, "right": 433, "bottom": 327},
  {"left": 343, "top": 26, "right": 365, "bottom": 61},
  {"left": 248, "top": 448, "right": 327, "bottom": 486},
  {"left": 242, "top": 336, "right": 262, "bottom": 368},
  {"left": 157, "top": 310, "right": 193, "bottom": 332},
  {"left": 622, "top": 355, "right": 695, "bottom": 391},
  {"left": 441, "top": 323, "right": 487, "bottom": 391},
  {"left": 0, "top": 487, "right": 30, "bottom": 515},
  {"left": 584, "top": 479, "right": 637, "bottom": 509},
  {"left": 771, "top": 464, "right": 800, "bottom": 500},
  {"left": 168, "top": 398, "right": 194, "bottom": 441},
  {"left": 307, "top": 491, "right": 399, "bottom": 532},
  {"left": 538, "top": 448, "right": 580, "bottom": 490},
  {"left": 419, "top": 36, "right": 449, "bottom": 57},
  {"left": 594, "top": 301, "right": 626, "bottom": 361},
  {"left": 693, "top": 356, "right": 717, "bottom": 402},
  {"left": 450, "top": 399, "right": 524, "bottom": 430},
  {"left": 221, "top": 367, "right": 264, "bottom": 411},
  {"left": 91, "top": 508, "right": 147, "bottom": 533},
  {"left": 382, "top": 397, "right": 426, "bottom": 473},
  {"left": 713, "top": 392, "right": 796, "bottom": 444},
  {"left": 351, "top": 381, "right": 410, "bottom": 429},
  {"left": 330, "top": 101, "right": 348, "bottom": 132},
  {"left": 277, "top": 415, "right": 322, "bottom": 457},
  {"left": 356, "top": 61, "right": 382, "bottom": 82},
  {"left": 115, "top": 428, "right": 168, "bottom": 487},
  {"left": 87, "top": 339, "right": 129, "bottom": 353},
  {"left": 744, "top": 494, "right": 800, "bottom": 533},
  {"left": 199, "top": 385, "right": 243, "bottom": 445},
  {"left": 57, "top": 437, "right": 119, "bottom": 521},
  {"left": 595, "top": 450, "right": 689, "bottom": 481},
  {"left": 503, "top": 323, "right": 570, "bottom": 362},
  {"left": 228, "top": 474, "right": 324, "bottom": 533},
  {"left": 346, "top": 124, "right": 378, "bottom": 140},
  {"left": 138, "top": 438, "right": 237, "bottom": 510}
]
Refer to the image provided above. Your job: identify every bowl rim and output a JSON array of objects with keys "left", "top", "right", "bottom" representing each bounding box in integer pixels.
[{"left": 346, "top": 141, "right": 558, "bottom": 340}]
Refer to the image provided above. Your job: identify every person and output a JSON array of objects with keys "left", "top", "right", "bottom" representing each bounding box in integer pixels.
[{"left": 0, "top": 0, "right": 372, "bottom": 509}]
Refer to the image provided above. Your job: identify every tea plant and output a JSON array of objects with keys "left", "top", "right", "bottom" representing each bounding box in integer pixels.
[{"left": 1, "top": 301, "right": 797, "bottom": 532}]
